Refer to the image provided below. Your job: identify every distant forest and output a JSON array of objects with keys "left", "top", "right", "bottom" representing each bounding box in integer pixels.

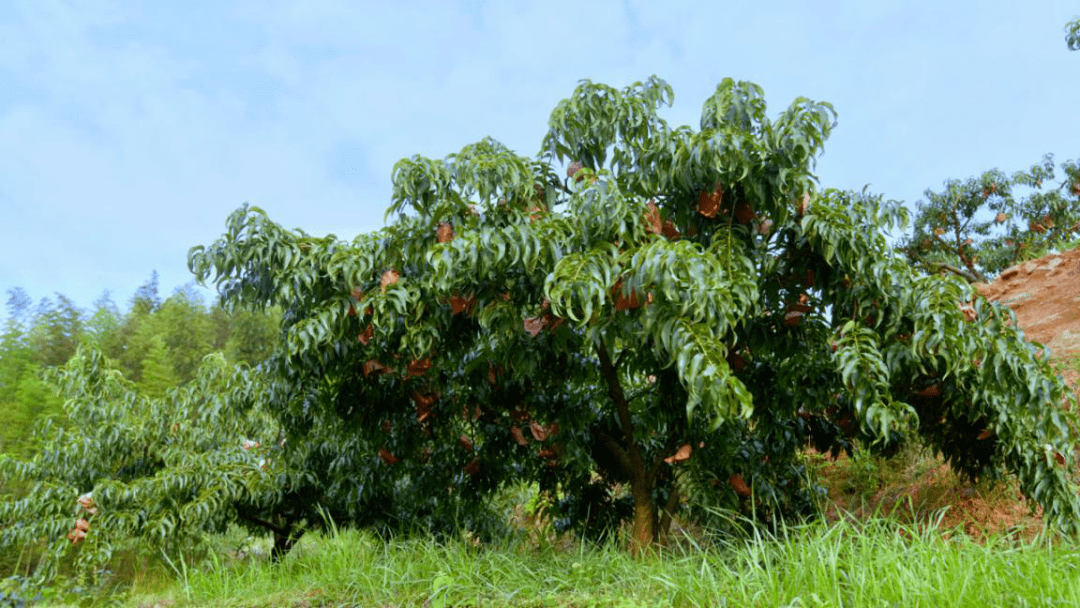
[{"left": 0, "top": 271, "right": 278, "bottom": 460}]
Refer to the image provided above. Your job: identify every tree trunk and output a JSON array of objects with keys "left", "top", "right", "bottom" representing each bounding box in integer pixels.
[
  {"left": 596, "top": 337, "right": 657, "bottom": 552},
  {"left": 628, "top": 467, "right": 657, "bottom": 552},
  {"left": 271, "top": 525, "right": 296, "bottom": 562},
  {"left": 236, "top": 506, "right": 301, "bottom": 562},
  {"left": 657, "top": 483, "right": 681, "bottom": 544}
]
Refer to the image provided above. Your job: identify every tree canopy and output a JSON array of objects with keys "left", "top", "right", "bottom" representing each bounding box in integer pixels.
[
  {"left": 187, "top": 76, "right": 1080, "bottom": 548},
  {"left": 0, "top": 282, "right": 279, "bottom": 474},
  {"left": 4, "top": 76, "right": 1080, "bottom": 583},
  {"left": 900, "top": 155, "right": 1080, "bottom": 283}
]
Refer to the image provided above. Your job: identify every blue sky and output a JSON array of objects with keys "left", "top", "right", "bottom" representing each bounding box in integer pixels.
[{"left": 1, "top": 0, "right": 1077, "bottom": 318}]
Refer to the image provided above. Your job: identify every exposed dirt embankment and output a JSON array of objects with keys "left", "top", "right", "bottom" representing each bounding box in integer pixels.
[{"left": 977, "top": 248, "right": 1080, "bottom": 361}]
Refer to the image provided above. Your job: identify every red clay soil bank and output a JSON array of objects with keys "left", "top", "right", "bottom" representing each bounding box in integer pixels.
[{"left": 976, "top": 247, "right": 1080, "bottom": 360}]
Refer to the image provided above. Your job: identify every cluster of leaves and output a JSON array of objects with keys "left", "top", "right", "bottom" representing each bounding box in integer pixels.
[
  {"left": 900, "top": 156, "right": 1080, "bottom": 283},
  {"left": 900, "top": 15, "right": 1080, "bottom": 283},
  {"left": 0, "top": 277, "right": 281, "bottom": 588},
  {"left": 0, "top": 349, "right": 279, "bottom": 585}
]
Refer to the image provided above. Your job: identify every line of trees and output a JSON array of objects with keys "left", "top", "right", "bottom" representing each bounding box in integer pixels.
[
  {"left": 899, "top": 155, "right": 1080, "bottom": 283},
  {"left": 0, "top": 273, "right": 279, "bottom": 462}
]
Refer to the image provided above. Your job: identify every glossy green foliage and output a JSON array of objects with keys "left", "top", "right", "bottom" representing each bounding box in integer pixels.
[
  {"left": 9, "top": 76, "right": 1079, "bottom": 583},
  {"left": 1067, "top": 17, "right": 1080, "bottom": 50},
  {"left": 0, "top": 282, "right": 279, "bottom": 469},
  {"left": 0, "top": 349, "right": 278, "bottom": 583},
  {"left": 184, "top": 76, "right": 1080, "bottom": 549},
  {"left": 0, "top": 283, "right": 283, "bottom": 584},
  {"left": 900, "top": 155, "right": 1080, "bottom": 282}
]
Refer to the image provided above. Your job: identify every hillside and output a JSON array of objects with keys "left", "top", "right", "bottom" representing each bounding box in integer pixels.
[{"left": 818, "top": 247, "right": 1080, "bottom": 538}]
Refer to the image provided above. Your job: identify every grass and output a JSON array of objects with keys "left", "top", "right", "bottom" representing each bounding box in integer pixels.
[
  {"left": 107, "top": 515, "right": 1080, "bottom": 608},
  {"left": 13, "top": 442, "right": 1078, "bottom": 607}
]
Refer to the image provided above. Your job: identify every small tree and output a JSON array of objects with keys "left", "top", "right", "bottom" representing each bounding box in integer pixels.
[
  {"left": 0, "top": 349, "right": 282, "bottom": 583},
  {"left": 900, "top": 155, "right": 1080, "bottom": 282}
]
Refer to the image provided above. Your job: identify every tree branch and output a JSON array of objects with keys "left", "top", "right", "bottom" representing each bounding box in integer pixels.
[
  {"left": 657, "top": 481, "right": 681, "bottom": 540},
  {"left": 646, "top": 369, "right": 688, "bottom": 483},
  {"left": 647, "top": 434, "right": 685, "bottom": 483},
  {"left": 235, "top": 506, "right": 289, "bottom": 536},
  {"left": 596, "top": 336, "right": 636, "bottom": 448},
  {"left": 926, "top": 261, "right": 986, "bottom": 284},
  {"left": 943, "top": 199, "right": 984, "bottom": 280},
  {"left": 595, "top": 428, "right": 633, "bottom": 480},
  {"left": 624, "top": 384, "right": 656, "bottom": 405}
]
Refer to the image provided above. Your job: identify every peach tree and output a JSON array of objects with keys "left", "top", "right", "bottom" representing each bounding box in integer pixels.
[
  {"left": 903, "top": 19, "right": 1080, "bottom": 283},
  {"left": 4, "top": 78, "right": 1078, "bottom": 580},
  {"left": 900, "top": 155, "right": 1080, "bottom": 282},
  {"left": 186, "top": 77, "right": 1080, "bottom": 549}
]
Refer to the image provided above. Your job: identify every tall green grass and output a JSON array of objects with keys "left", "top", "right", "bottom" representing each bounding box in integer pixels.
[{"left": 118, "top": 514, "right": 1080, "bottom": 608}]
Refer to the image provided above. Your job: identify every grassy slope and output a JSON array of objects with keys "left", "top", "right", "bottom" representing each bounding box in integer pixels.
[
  {"left": 116, "top": 423, "right": 1076, "bottom": 607},
  {"left": 114, "top": 518, "right": 1080, "bottom": 608},
  {"left": 35, "top": 399, "right": 1080, "bottom": 607}
]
